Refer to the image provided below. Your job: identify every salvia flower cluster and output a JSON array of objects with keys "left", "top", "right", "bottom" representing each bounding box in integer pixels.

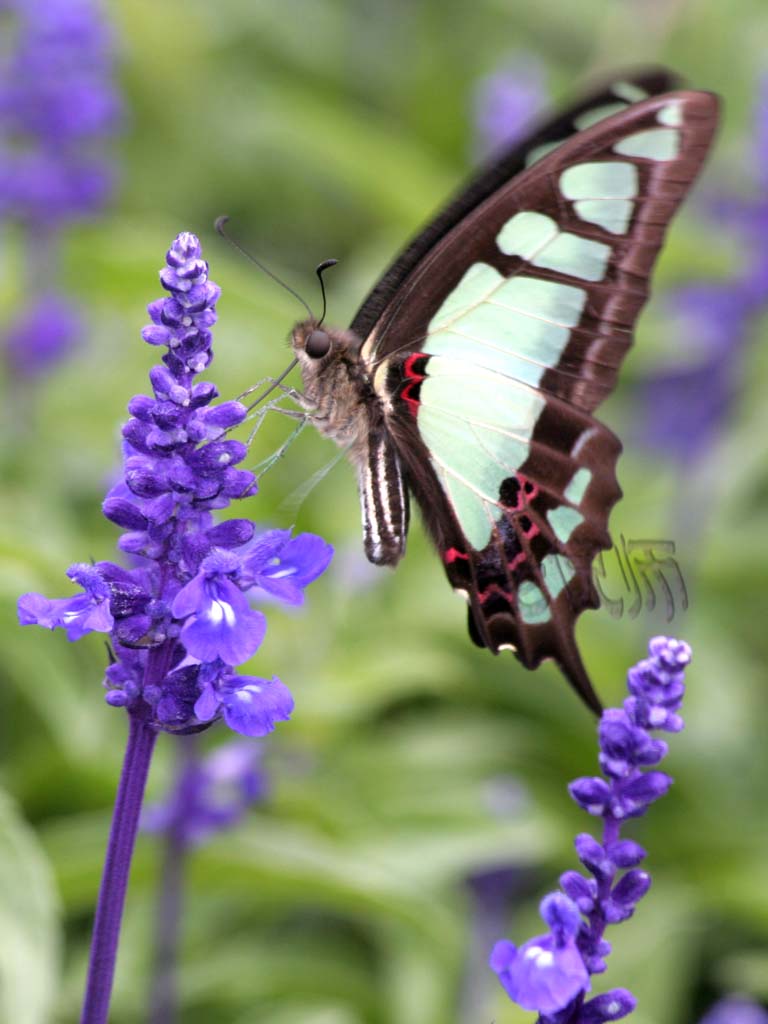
[
  {"left": 491, "top": 637, "right": 692, "bottom": 1022},
  {"left": 19, "top": 232, "right": 333, "bottom": 737},
  {"left": 1, "top": 0, "right": 122, "bottom": 378}
]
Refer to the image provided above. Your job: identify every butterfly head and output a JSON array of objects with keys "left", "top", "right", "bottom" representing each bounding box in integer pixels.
[{"left": 291, "top": 319, "right": 364, "bottom": 372}]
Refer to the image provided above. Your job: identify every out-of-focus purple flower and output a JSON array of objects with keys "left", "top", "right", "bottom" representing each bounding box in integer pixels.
[
  {"left": 3, "top": 292, "right": 81, "bottom": 379},
  {"left": 473, "top": 57, "right": 548, "bottom": 159},
  {"left": 19, "top": 233, "right": 333, "bottom": 737},
  {"left": 1, "top": 0, "right": 121, "bottom": 379},
  {"left": 490, "top": 638, "right": 691, "bottom": 1021},
  {"left": 0, "top": 0, "right": 122, "bottom": 223},
  {"left": 143, "top": 739, "right": 268, "bottom": 847},
  {"left": 697, "top": 997, "right": 768, "bottom": 1024},
  {"left": 635, "top": 284, "right": 749, "bottom": 463},
  {"left": 636, "top": 75, "right": 768, "bottom": 463}
]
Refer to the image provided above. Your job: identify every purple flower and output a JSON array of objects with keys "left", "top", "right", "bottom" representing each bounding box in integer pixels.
[
  {"left": 473, "top": 56, "right": 548, "bottom": 158},
  {"left": 143, "top": 739, "right": 268, "bottom": 847},
  {"left": 19, "top": 233, "right": 333, "bottom": 736},
  {"left": 194, "top": 668, "right": 294, "bottom": 738},
  {"left": 18, "top": 562, "right": 114, "bottom": 639},
  {"left": 491, "top": 895, "right": 590, "bottom": 1013},
  {"left": 698, "top": 997, "right": 768, "bottom": 1024},
  {"left": 491, "top": 638, "right": 692, "bottom": 1021},
  {"left": 172, "top": 552, "right": 267, "bottom": 665},
  {"left": 241, "top": 529, "right": 335, "bottom": 605},
  {"left": 3, "top": 292, "right": 81, "bottom": 379}
]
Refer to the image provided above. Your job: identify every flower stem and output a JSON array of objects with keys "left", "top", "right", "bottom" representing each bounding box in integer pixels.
[{"left": 80, "top": 710, "right": 157, "bottom": 1024}]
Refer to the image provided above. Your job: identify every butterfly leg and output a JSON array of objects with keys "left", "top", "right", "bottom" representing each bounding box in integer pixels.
[
  {"left": 357, "top": 427, "right": 410, "bottom": 567},
  {"left": 252, "top": 413, "right": 310, "bottom": 478}
]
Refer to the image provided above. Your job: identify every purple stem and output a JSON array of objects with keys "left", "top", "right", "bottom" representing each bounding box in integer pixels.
[
  {"left": 79, "top": 644, "right": 178, "bottom": 1023},
  {"left": 80, "top": 710, "right": 157, "bottom": 1023}
]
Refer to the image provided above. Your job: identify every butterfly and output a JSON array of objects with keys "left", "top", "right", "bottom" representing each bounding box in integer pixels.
[{"left": 284, "top": 69, "right": 719, "bottom": 713}]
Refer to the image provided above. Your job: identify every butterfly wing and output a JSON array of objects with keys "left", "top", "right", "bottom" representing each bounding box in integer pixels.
[
  {"left": 356, "top": 86, "right": 719, "bottom": 711},
  {"left": 351, "top": 68, "right": 683, "bottom": 341}
]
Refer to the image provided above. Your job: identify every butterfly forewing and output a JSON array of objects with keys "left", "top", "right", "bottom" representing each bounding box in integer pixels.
[
  {"left": 350, "top": 68, "right": 683, "bottom": 342},
  {"left": 358, "top": 88, "right": 718, "bottom": 711}
]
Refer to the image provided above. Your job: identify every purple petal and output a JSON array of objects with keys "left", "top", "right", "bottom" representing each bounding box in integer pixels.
[
  {"left": 611, "top": 870, "right": 651, "bottom": 908},
  {"left": 580, "top": 989, "right": 637, "bottom": 1023},
  {"left": 18, "top": 590, "right": 114, "bottom": 640},
  {"left": 180, "top": 596, "right": 266, "bottom": 666},
  {"left": 171, "top": 572, "right": 208, "bottom": 620},
  {"left": 559, "top": 871, "right": 597, "bottom": 913},
  {"left": 271, "top": 533, "right": 334, "bottom": 587},
  {"left": 252, "top": 532, "right": 334, "bottom": 604},
  {"left": 194, "top": 680, "right": 220, "bottom": 722},
  {"left": 491, "top": 931, "right": 589, "bottom": 1013},
  {"left": 540, "top": 892, "right": 582, "bottom": 943},
  {"left": 242, "top": 529, "right": 293, "bottom": 573},
  {"left": 221, "top": 676, "right": 294, "bottom": 737},
  {"left": 569, "top": 776, "right": 611, "bottom": 815}
]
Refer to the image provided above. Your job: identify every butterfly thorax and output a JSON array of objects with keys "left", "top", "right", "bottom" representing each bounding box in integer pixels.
[{"left": 291, "top": 320, "right": 378, "bottom": 451}]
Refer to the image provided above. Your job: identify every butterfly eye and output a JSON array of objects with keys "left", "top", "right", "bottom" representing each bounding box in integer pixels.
[{"left": 305, "top": 330, "right": 331, "bottom": 359}]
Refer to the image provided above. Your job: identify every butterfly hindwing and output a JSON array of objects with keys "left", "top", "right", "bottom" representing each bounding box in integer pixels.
[{"left": 359, "top": 86, "right": 718, "bottom": 709}]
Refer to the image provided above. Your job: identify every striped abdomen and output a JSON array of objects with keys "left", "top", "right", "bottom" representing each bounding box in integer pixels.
[{"left": 359, "top": 428, "right": 409, "bottom": 566}]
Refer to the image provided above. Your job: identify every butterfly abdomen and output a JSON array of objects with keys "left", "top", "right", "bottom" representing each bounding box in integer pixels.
[{"left": 359, "top": 426, "right": 410, "bottom": 566}]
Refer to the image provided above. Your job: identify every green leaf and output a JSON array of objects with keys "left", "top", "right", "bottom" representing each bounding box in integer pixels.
[{"left": 0, "top": 788, "right": 62, "bottom": 1024}]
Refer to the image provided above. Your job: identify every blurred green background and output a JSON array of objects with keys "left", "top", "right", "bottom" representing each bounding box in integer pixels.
[{"left": 3, "top": 0, "right": 768, "bottom": 1022}]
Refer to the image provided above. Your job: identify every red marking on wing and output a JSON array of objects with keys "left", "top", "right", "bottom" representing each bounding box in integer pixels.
[
  {"left": 508, "top": 550, "right": 527, "bottom": 572},
  {"left": 520, "top": 518, "right": 539, "bottom": 541},
  {"left": 477, "top": 582, "right": 515, "bottom": 606},
  {"left": 401, "top": 352, "right": 428, "bottom": 417},
  {"left": 444, "top": 546, "right": 469, "bottom": 564},
  {"left": 500, "top": 472, "right": 540, "bottom": 513}
]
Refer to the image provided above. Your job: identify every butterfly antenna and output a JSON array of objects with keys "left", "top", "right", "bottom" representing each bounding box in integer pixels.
[
  {"left": 315, "top": 258, "right": 338, "bottom": 326},
  {"left": 215, "top": 215, "right": 314, "bottom": 320}
]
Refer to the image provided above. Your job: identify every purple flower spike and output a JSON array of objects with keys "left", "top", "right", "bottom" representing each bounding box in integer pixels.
[
  {"left": 1, "top": 0, "right": 122, "bottom": 380},
  {"left": 0, "top": 0, "right": 122, "bottom": 224},
  {"left": 18, "top": 234, "right": 333, "bottom": 736},
  {"left": 491, "top": 638, "right": 692, "bottom": 1021},
  {"left": 17, "top": 233, "right": 333, "bottom": 1024}
]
